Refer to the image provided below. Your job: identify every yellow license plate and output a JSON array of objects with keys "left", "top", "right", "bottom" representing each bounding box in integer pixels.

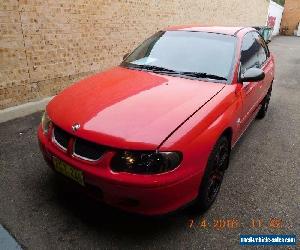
[{"left": 53, "top": 157, "right": 84, "bottom": 186}]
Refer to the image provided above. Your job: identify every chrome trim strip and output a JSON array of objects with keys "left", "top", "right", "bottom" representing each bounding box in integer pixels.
[
  {"left": 52, "top": 128, "right": 67, "bottom": 151},
  {"left": 72, "top": 152, "right": 101, "bottom": 162},
  {"left": 72, "top": 139, "right": 103, "bottom": 162}
]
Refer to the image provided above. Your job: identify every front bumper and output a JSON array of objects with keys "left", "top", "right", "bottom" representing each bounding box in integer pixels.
[{"left": 37, "top": 125, "right": 200, "bottom": 215}]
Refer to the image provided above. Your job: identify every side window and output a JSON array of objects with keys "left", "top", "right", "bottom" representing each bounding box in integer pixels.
[
  {"left": 252, "top": 32, "right": 268, "bottom": 66},
  {"left": 240, "top": 33, "right": 260, "bottom": 74},
  {"left": 259, "top": 35, "right": 270, "bottom": 57}
]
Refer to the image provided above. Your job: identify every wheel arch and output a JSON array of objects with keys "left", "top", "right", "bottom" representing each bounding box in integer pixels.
[{"left": 220, "top": 127, "right": 233, "bottom": 150}]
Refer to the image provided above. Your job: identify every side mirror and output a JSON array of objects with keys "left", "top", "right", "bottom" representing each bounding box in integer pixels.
[
  {"left": 266, "top": 39, "right": 271, "bottom": 44},
  {"left": 123, "top": 52, "right": 130, "bottom": 60},
  {"left": 240, "top": 68, "right": 265, "bottom": 82}
]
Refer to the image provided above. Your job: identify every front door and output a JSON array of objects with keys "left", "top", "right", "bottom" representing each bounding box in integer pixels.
[{"left": 239, "top": 31, "right": 269, "bottom": 129}]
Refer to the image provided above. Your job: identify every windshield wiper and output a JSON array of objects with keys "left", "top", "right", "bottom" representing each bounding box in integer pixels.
[
  {"left": 180, "top": 72, "right": 227, "bottom": 81},
  {"left": 127, "top": 64, "right": 227, "bottom": 81},
  {"left": 129, "top": 64, "right": 178, "bottom": 74}
]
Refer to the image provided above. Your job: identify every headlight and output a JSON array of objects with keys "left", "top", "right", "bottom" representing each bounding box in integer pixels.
[
  {"left": 111, "top": 151, "right": 182, "bottom": 174},
  {"left": 41, "top": 111, "right": 51, "bottom": 134}
]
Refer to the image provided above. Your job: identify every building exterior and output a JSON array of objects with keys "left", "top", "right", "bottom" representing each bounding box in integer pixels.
[
  {"left": 267, "top": 0, "right": 284, "bottom": 37},
  {"left": 281, "top": 0, "right": 300, "bottom": 35},
  {"left": 0, "top": 0, "right": 269, "bottom": 109}
]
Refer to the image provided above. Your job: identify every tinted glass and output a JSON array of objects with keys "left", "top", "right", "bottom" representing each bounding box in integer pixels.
[
  {"left": 240, "top": 32, "right": 260, "bottom": 73},
  {"left": 252, "top": 32, "right": 268, "bottom": 66},
  {"left": 122, "top": 31, "right": 236, "bottom": 81}
]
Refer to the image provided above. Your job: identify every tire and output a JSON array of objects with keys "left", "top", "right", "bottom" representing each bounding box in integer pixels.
[
  {"left": 192, "top": 136, "right": 230, "bottom": 213},
  {"left": 256, "top": 84, "right": 272, "bottom": 119}
]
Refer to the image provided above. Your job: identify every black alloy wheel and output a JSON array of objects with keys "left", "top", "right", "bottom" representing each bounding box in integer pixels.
[
  {"left": 192, "top": 136, "right": 230, "bottom": 213},
  {"left": 256, "top": 85, "right": 273, "bottom": 119}
]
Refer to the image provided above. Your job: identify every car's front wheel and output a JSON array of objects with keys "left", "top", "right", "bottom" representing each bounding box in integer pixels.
[{"left": 192, "top": 136, "right": 230, "bottom": 213}]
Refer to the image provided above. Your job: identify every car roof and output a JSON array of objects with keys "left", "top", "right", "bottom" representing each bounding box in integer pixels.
[{"left": 165, "top": 25, "right": 252, "bottom": 36}]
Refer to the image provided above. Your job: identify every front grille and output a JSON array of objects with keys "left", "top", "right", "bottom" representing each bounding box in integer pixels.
[
  {"left": 53, "top": 126, "right": 71, "bottom": 150},
  {"left": 52, "top": 125, "right": 107, "bottom": 162},
  {"left": 74, "top": 138, "right": 106, "bottom": 161}
]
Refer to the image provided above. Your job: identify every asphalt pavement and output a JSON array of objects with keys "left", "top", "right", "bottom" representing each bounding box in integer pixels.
[{"left": 0, "top": 36, "right": 299, "bottom": 249}]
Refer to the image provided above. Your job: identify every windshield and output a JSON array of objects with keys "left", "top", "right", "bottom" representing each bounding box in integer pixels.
[{"left": 121, "top": 31, "right": 236, "bottom": 81}]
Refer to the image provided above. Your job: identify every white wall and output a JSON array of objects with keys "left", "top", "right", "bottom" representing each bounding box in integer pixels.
[{"left": 267, "top": 0, "right": 284, "bottom": 36}]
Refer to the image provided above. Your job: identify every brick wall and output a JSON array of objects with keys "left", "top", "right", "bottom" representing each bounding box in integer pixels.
[
  {"left": 281, "top": 0, "right": 300, "bottom": 35},
  {"left": 0, "top": 0, "right": 269, "bottom": 109}
]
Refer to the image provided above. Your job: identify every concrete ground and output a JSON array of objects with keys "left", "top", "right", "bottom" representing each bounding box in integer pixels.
[{"left": 0, "top": 36, "right": 299, "bottom": 249}]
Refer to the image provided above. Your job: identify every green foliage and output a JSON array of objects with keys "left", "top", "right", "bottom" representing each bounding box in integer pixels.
[{"left": 272, "top": 0, "right": 285, "bottom": 6}]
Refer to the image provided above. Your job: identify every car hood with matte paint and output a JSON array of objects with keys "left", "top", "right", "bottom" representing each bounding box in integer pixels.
[{"left": 47, "top": 67, "right": 225, "bottom": 150}]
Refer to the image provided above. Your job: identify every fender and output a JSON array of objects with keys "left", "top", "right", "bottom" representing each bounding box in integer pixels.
[{"left": 159, "top": 84, "right": 243, "bottom": 180}]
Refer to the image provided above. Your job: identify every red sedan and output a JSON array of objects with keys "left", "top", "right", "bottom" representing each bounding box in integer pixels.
[{"left": 38, "top": 26, "right": 275, "bottom": 215}]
